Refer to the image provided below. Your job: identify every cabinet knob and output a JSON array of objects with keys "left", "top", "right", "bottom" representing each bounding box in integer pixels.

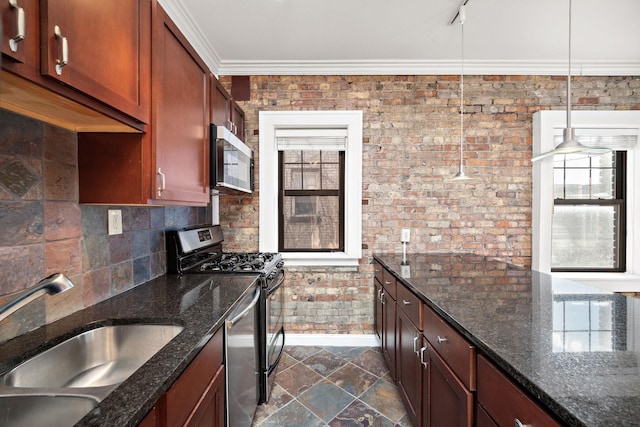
[
  {"left": 436, "top": 336, "right": 448, "bottom": 344},
  {"left": 402, "top": 299, "right": 411, "bottom": 305},
  {"left": 54, "top": 25, "right": 69, "bottom": 75},
  {"left": 8, "top": 0, "right": 25, "bottom": 53}
]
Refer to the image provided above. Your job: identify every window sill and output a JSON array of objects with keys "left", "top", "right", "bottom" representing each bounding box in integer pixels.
[
  {"left": 553, "top": 272, "right": 640, "bottom": 292},
  {"left": 281, "top": 252, "right": 360, "bottom": 267}
]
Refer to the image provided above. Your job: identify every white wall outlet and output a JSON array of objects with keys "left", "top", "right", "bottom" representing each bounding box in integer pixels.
[
  {"left": 401, "top": 228, "right": 410, "bottom": 243},
  {"left": 108, "top": 209, "right": 123, "bottom": 235}
]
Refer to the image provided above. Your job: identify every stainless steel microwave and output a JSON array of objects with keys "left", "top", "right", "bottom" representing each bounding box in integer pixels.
[{"left": 210, "top": 125, "right": 254, "bottom": 193}]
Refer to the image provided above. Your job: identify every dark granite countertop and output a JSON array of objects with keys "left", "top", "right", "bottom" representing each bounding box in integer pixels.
[
  {"left": 0, "top": 273, "right": 259, "bottom": 427},
  {"left": 374, "top": 253, "right": 640, "bottom": 427}
]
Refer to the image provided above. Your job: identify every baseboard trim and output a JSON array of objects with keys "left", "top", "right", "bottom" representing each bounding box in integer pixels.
[{"left": 285, "top": 333, "right": 380, "bottom": 347}]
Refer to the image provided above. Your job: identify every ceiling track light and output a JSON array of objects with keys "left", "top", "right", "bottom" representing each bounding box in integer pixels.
[
  {"left": 531, "top": 0, "right": 611, "bottom": 162},
  {"left": 447, "top": 4, "right": 476, "bottom": 181}
]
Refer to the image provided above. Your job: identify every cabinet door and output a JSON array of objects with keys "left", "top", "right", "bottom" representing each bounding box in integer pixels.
[
  {"left": 1, "top": 0, "right": 38, "bottom": 66},
  {"left": 40, "top": 0, "right": 150, "bottom": 122},
  {"left": 211, "top": 76, "right": 231, "bottom": 128},
  {"left": 397, "top": 309, "right": 422, "bottom": 426},
  {"left": 184, "top": 365, "right": 225, "bottom": 427},
  {"left": 382, "top": 289, "right": 396, "bottom": 380},
  {"left": 426, "top": 348, "right": 473, "bottom": 427},
  {"left": 374, "top": 278, "right": 382, "bottom": 343},
  {"left": 137, "top": 406, "right": 158, "bottom": 427},
  {"left": 152, "top": 5, "right": 209, "bottom": 205},
  {"left": 231, "top": 99, "right": 245, "bottom": 141}
]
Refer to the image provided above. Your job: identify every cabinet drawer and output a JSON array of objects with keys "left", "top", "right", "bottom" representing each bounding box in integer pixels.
[
  {"left": 423, "top": 304, "right": 475, "bottom": 390},
  {"left": 165, "top": 328, "right": 224, "bottom": 427},
  {"left": 373, "top": 261, "right": 384, "bottom": 285},
  {"left": 382, "top": 268, "right": 397, "bottom": 300},
  {"left": 397, "top": 285, "right": 422, "bottom": 330},
  {"left": 477, "top": 355, "right": 562, "bottom": 427}
]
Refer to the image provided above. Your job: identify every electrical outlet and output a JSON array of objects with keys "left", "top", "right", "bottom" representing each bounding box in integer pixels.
[
  {"left": 108, "top": 209, "right": 123, "bottom": 235},
  {"left": 401, "top": 228, "right": 410, "bottom": 243}
]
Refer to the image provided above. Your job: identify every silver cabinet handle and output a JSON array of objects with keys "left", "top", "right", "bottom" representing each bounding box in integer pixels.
[
  {"left": 402, "top": 299, "right": 411, "bottom": 305},
  {"left": 377, "top": 288, "right": 382, "bottom": 302},
  {"left": 514, "top": 419, "right": 529, "bottom": 427},
  {"left": 384, "top": 280, "right": 391, "bottom": 286},
  {"left": 8, "top": 0, "right": 25, "bottom": 52},
  {"left": 437, "top": 336, "right": 448, "bottom": 344},
  {"left": 420, "top": 345, "right": 428, "bottom": 368},
  {"left": 380, "top": 290, "right": 385, "bottom": 305},
  {"left": 157, "top": 168, "right": 166, "bottom": 196},
  {"left": 413, "top": 334, "right": 420, "bottom": 355},
  {"left": 54, "top": 25, "right": 68, "bottom": 75}
]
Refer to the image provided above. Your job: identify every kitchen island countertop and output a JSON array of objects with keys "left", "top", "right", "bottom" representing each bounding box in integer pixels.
[
  {"left": 0, "top": 272, "right": 259, "bottom": 426},
  {"left": 375, "top": 253, "right": 640, "bottom": 427}
]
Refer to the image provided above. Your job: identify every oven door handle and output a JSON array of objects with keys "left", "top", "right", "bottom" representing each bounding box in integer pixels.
[
  {"left": 267, "top": 270, "right": 286, "bottom": 295},
  {"left": 267, "top": 327, "right": 285, "bottom": 376},
  {"left": 226, "top": 286, "right": 260, "bottom": 327}
]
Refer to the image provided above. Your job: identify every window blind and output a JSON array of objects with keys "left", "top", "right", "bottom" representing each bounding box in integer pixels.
[{"left": 275, "top": 128, "right": 348, "bottom": 151}]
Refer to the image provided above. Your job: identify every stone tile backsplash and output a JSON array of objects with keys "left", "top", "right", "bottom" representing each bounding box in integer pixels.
[{"left": 0, "top": 109, "right": 208, "bottom": 342}]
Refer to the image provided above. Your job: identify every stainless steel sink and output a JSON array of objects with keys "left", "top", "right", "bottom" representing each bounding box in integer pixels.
[
  {"left": 0, "top": 394, "right": 99, "bottom": 427},
  {"left": 2, "top": 324, "right": 184, "bottom": 389}
]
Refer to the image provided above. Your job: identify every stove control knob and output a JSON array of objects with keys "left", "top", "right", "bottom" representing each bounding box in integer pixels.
[{"left": 276, "top": 261, "right": 284, "bottom": 268}]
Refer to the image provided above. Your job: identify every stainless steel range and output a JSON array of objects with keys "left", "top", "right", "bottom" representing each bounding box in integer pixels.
[{"left": 167, "top": 225, "right": 285, "bottom": 426}]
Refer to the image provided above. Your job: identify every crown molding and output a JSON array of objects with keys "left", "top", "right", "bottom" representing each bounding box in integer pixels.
[
  {"left": 217, "top": 59, "right": 640, "bottom": 77},
  {"left": 157, "top": 0, "right": 222, "bottom": 75}
]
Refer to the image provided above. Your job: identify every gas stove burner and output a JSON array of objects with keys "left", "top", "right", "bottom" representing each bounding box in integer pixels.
[{"left": 197, "top": 253, "right": 277, "bottom": 273}]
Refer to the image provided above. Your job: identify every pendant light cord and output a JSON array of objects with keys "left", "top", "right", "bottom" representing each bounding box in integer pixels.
[
  {"left": 566, "top": 0, "right": 572, "bottom": 130},
  {"left": 459, "top": 6, "right": 465, "bottom": 168}
]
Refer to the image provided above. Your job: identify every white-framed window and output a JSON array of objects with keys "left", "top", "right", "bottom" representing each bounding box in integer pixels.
[
  {"left": 259, "top": 111, "right": 362, "bottom": 266},
  {"left": 532, "top": 110, "right": 640, "bottom": 291}
]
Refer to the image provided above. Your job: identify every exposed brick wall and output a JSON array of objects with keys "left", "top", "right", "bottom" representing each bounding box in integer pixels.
[{"left": 218, "top": 74, "right": 640, "bottom": 335}]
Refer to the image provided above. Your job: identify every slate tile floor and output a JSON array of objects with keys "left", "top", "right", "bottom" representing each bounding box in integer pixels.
[{"left": 251, "top": 346, "right": 415, "bottom": 427}]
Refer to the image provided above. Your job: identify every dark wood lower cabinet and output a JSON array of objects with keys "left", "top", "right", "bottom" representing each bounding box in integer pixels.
[
  {"left": 382, "top": 289, "right": 396, "bottom": 380},
  {"left": 426, "top": 348, "right": 473, "bottom": 427},
  {"left": 138, "top": 329, "right": 224, "bottom": 427},
  {"left": 476, "top": 355, "right": 562, "bottom": 427},
  {"left": 184, "top": 365, "right": 225, "bottom": 427},
  {"left": 396, "top": 309, "right": 422, "bottom": 426}
]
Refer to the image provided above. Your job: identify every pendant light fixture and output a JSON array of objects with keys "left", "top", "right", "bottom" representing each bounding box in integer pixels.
[
  {"left": 531, "top": 0, "right": 611, "bottom": 162},
  {"left": 447, "top": 4, "right": 475, "bottom": 181}
]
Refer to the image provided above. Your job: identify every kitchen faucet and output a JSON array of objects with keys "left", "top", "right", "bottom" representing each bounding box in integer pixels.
[{"left": 0, "top": 273, "right": 74, "bottom": 323}]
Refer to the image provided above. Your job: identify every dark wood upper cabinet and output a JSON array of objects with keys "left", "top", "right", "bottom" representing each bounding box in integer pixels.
[
  {"left": 211, "top": 76, "right": 231, "bottom": 128},
  {"left": 39, "top": 0, "right": 151, "bottom": 123},
  {"left": 79, "top": 2, "right": 210, "bottom": 206},
  {"left": 210, "top": 75, "right": 245, "bottom": 141},
  {"left": 1, "top": 0, "right": 39, "bottom": 66},
  {"left": 150, "top": 3, "right": 209, "bottom": 204}
]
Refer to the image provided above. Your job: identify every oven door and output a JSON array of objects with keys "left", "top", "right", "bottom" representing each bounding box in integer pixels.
[{"left": 260, "top": 269, "right": 285, "bottom": 403}]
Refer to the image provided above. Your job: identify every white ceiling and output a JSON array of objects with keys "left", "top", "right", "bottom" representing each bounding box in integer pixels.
[{"left": 159, "top": 0, "right": 640, "bottom": 76}]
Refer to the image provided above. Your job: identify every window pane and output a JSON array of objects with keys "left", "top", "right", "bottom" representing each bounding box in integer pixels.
[
  {"left": 564, "top": 332, "right": 591, "bottom": 352},
  {"left": 551, "top": 205, "right": 617, "bottom": 269},
  {"left": 322, "top": 163, "right": 340, "bottom": 189},
  {"left": 564, "top": 301, "right": 589, "bottom": 330},
  {"left": 591, "top": 301, "right": 613, "bottom": 330},
  {"left": 282, "top": 195, "right": 340, "bottom": 250},
  {"left": 553, "top": 152, "right": 616, "bottom": 199},
  {"left": 591, "top": 331, "right": 613, "bottom": 352}
]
